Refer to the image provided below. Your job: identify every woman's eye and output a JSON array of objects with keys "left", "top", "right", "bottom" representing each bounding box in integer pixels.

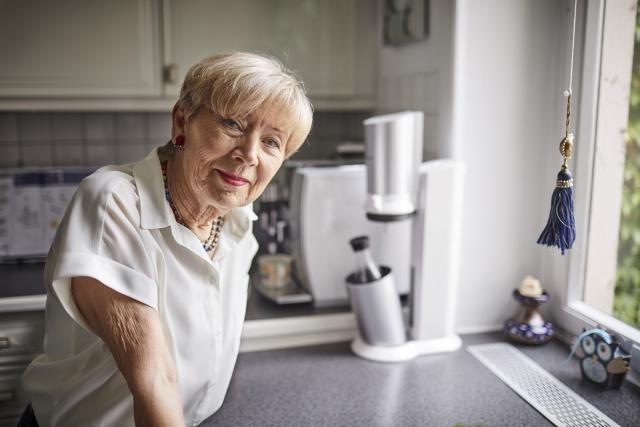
[
  {"left": 265, "top": 138, "right": 281, "bottom": 149},
  {"left": 222, "top": 118, "right": 242, "bottom": 131}
]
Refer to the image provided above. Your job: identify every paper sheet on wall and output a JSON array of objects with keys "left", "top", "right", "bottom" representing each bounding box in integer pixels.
[
  {"left": 9, "top": 172, "right": 45, "bottom": 256},
  {"left": 0, "top": 168, "right": 93, "bottom": 260}
]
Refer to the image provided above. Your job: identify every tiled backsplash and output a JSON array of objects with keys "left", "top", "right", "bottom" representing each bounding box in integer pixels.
[{"left": 0, "top": 111, "right": 370, "bottom": 168}]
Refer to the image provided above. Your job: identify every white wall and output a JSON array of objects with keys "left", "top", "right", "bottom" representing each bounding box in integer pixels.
[
  {"left": 452, "top": 0, "right": 572, "bottom": 332},
  {"left": 378, "top": 0, "right": 573, "bottom": 333},
  {"left": 377, "top": 0, "right": 455, "bottom": 159}
]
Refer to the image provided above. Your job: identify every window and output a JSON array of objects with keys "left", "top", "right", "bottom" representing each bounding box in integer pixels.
[
  {"left": 549, "top": 0, "right": 640, "bottom": 345},
  {"left": 613, "top": 8, "right": 640, "bottom": 331}
]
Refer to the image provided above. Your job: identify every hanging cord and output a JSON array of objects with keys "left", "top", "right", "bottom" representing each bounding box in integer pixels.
[
  {"left": 566, "top": 0, "right": 578, "bottom": 96},
  {"left": 537, "top": 0, "right": 578, "bottom": 254},
  {"left": 562, "top": 0, "right": 578, "bottom": 163},
  {"left": 559, "top": 0, "right": 577, "bottom": 170}
]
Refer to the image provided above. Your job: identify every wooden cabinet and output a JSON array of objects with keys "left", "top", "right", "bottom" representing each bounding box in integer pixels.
[
  {"left": 0, "top": 0, "right": 162, "bottom": 97},
  {"left": 0, "top": 311, "right": 44, "bottom": 426},
  {"left": 0, "top": 0, "right": 376, "bottom": 110}
]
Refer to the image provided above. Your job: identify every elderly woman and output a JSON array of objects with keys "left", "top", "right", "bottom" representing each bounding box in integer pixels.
[{"left": 21, "top": 52, "right": 313, "bottom": 426}]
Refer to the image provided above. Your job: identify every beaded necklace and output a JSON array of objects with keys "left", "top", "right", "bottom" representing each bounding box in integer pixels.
[{"left": 161, "top": 161, "right": 224, "bottom": 253}]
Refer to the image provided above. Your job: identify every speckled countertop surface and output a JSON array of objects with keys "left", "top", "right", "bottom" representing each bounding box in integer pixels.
[
  {"left": 3, "top": 265, "right": 639, "bottom": 425},
  {"left": 202, "top": 332, "right": 640, "bottom": 427}
]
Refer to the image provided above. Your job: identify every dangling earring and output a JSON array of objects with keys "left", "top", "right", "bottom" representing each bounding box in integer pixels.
[{"left": 174, "top": 135, "right": 185, "bottom": 150}]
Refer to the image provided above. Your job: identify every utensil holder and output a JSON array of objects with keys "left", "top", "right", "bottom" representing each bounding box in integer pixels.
[{"left": 346, "top": 266, "right": 406, "bottom": 346}]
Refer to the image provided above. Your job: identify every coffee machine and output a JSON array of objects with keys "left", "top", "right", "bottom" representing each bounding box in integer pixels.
[
  {"left": 288, "top": 165, "right": 412, "bottom": 307},
  {"left": 349, "top": 111, "right": 464, "bottom": 362}
]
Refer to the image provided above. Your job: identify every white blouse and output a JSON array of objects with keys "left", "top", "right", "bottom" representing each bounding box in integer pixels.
[{"left": 22, "top": 148, "right": 258, "bottom": 427}]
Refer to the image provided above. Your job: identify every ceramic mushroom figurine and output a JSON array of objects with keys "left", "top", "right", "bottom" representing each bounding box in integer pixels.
[{"left": 504, "top": 275, "right": 554, "bottom": 344}]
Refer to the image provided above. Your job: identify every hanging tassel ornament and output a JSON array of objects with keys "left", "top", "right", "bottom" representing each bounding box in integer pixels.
[
  {"left": 537, "top": 0, "right": 577, "bottom": 255},
  {"left": 537, "top": 94, "right": 576, "bottom": 254}
]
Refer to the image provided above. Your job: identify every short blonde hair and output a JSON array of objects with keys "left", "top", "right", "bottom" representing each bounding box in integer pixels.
[{"left": 178, "top": 52, "right": 313, "bottom": 157}]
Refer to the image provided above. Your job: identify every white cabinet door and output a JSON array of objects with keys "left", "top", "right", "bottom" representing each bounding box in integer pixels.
[
  {"left": 0, "top": 0, "right": 162, "bottom": 97},
  {"left": 163, "top": 0, "right": 376, "bottom": 104}
]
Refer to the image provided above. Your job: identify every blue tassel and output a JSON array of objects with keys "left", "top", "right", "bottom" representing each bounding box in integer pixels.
[{"left": 537, "top": 168, "right": 575, "bottom": 255}]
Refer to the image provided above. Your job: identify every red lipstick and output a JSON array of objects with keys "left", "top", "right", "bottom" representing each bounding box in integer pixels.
[{"left": 216, "top": 169, "right": 250, "bottom": 187}]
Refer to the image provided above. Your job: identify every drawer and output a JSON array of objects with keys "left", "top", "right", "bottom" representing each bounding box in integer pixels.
[
  {"left": 0, "top": 312, "right": 44, "bottom": 355},
  {"left": 0, "top": 361, "right": 32, "bottom": 424},
  {"left": 0, "top": 314, "right": 44, "bottom": 424}
]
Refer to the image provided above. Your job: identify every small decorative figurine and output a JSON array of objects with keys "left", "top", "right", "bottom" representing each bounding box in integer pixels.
[
  {"left": 570, "top": 328, "right": 631, "bottom": 389},
  {"left": 504, "top": 275, "right": 554, "bottom": 344}
]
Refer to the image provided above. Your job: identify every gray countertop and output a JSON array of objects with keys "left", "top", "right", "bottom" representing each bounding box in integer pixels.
[
  {"left": 3, "top": 264, "right": 640, "bottom": 425},
  {"left": 202, "top": 332, "right": 640, "bottom": 427}
]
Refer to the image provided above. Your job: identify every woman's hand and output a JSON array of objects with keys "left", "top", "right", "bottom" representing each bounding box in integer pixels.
[{"left": 71, "top": 276, "right": 185, "bottom": 427}]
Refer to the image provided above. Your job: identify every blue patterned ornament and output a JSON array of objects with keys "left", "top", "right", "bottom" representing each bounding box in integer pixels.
[
  {"left": 504, "top": 285, "right": 554, "bottom": 345},
  {"left": 567, "top": 328, "right": 631, "bottom": 389}
]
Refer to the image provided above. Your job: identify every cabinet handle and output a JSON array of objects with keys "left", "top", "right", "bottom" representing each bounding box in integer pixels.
[
  {"left": 164, "top": 64, "right": 179, "bottom": 85},
  {"left": 0, "top": 336, "right": 9, "bottom": 349},
  {"left": 0, "top": 391, "right": 14, "bottom": 402}
]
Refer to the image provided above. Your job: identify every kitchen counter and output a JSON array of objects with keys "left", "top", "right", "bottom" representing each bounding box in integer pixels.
[
  {"left": 0, "top": 262, "right": 358, "bottom": 353},
  {"left": 0, "top": 261, "right": 350, "bottom": 320},
  {"left": 0, "top": 262, "right": 47, "bottom": 298},
  {"left": 0, "top": 262, "right": 47, "bottom": 312},
  {"left": 3, "top": 265, "right": 640, "bottom": 425},
  {"left": 245, "top": 284, "right": 350, "bottom": 320},
  {"left": 201, "top": 332, "right": 640, "bottom": 427}
]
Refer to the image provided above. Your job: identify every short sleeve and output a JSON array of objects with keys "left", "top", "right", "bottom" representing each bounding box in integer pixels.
[{"left": 47, "top": 173, "right": 159, "bottom": 332}]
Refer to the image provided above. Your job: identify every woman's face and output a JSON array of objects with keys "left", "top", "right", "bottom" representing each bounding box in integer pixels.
[{"left": 172, "top": 104, "right": 292, "bottom": 214}]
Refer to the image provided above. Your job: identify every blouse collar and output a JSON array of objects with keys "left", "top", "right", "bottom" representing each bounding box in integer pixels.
[{"left": 132, "top": 147, "right": 257, "bottom": 240}]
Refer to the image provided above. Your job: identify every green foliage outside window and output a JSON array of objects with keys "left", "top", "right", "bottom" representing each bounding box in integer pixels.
[{"left": 613, "top": 10, "right": 640, "bottom": 329}]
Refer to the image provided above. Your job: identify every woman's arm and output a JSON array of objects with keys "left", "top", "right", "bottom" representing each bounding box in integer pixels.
[{"left": 71, "top": 276, "right": 185, "bottom": 427}]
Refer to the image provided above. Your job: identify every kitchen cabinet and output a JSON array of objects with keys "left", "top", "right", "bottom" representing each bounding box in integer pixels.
[
  {"left": 0, "top": 0, "right": 162, "bottom": 97},
  {"left": 0, "top": 0, "right": 377, "bottom": 111},
  {"left": 0, "top": 311, "right": 44, "bottom": 426},
  {"left": 163, "top": 0, "right": 378, "bottom": 108}
]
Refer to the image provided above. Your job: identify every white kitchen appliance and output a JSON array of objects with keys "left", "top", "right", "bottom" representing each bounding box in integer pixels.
[
  {"left": 288, "top": 165, "right": 412, "bottom": 308},
  {"left": 349, "top": 111, "right": 464, "bottom": 362}
]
